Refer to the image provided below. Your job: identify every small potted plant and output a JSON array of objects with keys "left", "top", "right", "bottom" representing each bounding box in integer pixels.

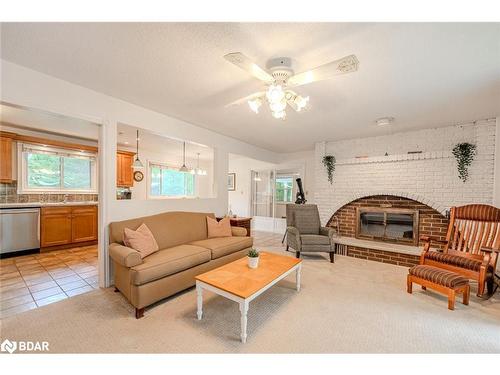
[{"left": 247, "top": 248, "right": 260, "bottom": 269}]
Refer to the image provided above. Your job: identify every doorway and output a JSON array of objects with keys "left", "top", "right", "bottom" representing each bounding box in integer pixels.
[{"left": 0, "top": 102, "right": 103, "bottom": 318}]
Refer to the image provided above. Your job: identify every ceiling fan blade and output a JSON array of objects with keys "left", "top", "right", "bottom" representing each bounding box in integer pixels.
[
  {"left": 224, "top": 52, "right": 274, "bottom": 83},
  {"left": 225, "top": 91, "right": 266, "bottom": 107},
  {"left": 287, "top": 54, "right": 359, "bottom": 87}
]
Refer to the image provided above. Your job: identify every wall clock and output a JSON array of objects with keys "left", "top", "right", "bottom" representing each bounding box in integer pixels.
[{"left": 133, "top": 171, "right": 144, "bottom": 182}]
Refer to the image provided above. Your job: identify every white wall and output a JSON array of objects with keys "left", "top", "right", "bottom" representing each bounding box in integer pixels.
[
  {"left": 1, "top": 60, "right": 279, "bottom": 287},
  {"left": 228, "top": 156, "right": 275, "bottom": 217},
  {"left": 314, "top": 120, "right": 496, "bottom": 225}
]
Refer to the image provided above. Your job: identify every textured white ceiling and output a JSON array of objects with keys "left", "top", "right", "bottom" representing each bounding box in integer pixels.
[{"left": 1, "top": 23, "right": 499, "bottom": 152}]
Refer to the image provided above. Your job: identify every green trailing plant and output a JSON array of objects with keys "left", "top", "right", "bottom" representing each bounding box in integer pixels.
[
  {"left": 452, "top": 142, "right": 476, "bottom": 183},
  {"left": 247, "top": 248, "right": 259, "bottom": 258},
  {"left": 322, "top": 155, "right": 336, "bottom": 184}
]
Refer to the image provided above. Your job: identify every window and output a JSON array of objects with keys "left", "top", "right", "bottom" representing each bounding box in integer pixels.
[
  {"left": 19, "top": 143, "right": 97, "bottom": 193},
  {"left": 275, "top": 176, "right": 293, "bottom": 203},
  {"left": 149, "top": 163, "right": 195, "bottom": 197}
]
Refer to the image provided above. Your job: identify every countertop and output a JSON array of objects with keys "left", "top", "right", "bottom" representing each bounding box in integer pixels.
[{"left": 0, "top": 202, "right": 98, "bottom": 209}]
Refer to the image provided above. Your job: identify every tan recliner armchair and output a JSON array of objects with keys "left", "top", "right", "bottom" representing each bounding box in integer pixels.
[{"left": 286, "top": 204, "right": 336, "bottom": 263}]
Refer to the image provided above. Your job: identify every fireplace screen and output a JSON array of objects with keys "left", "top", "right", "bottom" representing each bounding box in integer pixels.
[{"left": 356, "top": 207, "right": 419, "bottom": 245}]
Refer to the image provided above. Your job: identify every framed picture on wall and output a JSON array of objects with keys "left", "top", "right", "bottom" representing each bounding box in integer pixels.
[{"left": 228, "top": 173, "right": 236, "bottom": 191}]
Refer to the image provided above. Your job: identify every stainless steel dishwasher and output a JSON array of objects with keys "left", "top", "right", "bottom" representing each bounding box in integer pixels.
[{"left": 0, "top": 207, "right": 40, "bottom": 256}]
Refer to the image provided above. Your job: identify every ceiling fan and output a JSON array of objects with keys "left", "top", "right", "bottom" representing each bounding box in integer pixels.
[{"left": 224, "top": 52, "right": 359, "bottom": 120}]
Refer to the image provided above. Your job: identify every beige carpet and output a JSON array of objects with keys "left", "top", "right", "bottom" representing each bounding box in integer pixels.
[{"left": 1, "top": 248, "right": 499, "bottom": 353}]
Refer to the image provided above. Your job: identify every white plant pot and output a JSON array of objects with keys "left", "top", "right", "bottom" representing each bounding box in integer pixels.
[{"left": 248, "top": 256, "right": 259, "bottom": 269}]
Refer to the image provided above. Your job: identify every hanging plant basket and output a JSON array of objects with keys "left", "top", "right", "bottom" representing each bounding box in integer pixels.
[
  {"left": 322, "top": 155, "right": 336, "bottom": 184},
  {"left": 452, "top": 142, "right": 476, "bottom": 183}
]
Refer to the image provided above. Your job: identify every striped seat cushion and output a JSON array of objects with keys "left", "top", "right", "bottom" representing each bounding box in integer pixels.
[
  {"left": 424, "top": 251, "right": 482, "bottom": 271},
  {"left": 409, "top": 265, "right": 469, "bottom": 288}
]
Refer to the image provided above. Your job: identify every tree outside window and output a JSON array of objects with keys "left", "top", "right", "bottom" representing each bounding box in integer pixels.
[
  {"left": 275, "top": 176, "right": 293, "bottom": 203},
  {"left": 150, "top": 165, "right": 195, "bottom": 197},
  {"left": 23, "top": 147, "right": 96, "bottom": 192}
]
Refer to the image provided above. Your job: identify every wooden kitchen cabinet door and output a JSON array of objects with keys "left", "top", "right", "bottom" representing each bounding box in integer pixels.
[
  {"left": 0, "top": 136, "right": 13, "bottom": 183},
  {"left": 117, "top": 151, "right": 134, "bottom": 187},
  {"left": 41, "top": 207, "right": 72, "bottom": 247},
  {"left": 71, "top": 206, "right": 98, "bottom": 243}
]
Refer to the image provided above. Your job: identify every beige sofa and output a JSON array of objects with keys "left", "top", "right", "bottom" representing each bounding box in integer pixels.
[{"left": 109, "top": 211, "right": 253, "bottom": 318}]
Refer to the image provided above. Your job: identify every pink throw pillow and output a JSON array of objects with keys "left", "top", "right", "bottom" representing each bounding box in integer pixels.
[
  {"left": 123, "top": 223, "right": 159, "bottom": 258},
  {"left": 207, "top": 216, "right": 232, "bottom": 238}
]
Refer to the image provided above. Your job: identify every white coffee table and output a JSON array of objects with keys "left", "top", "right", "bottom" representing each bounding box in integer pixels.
[{"left": 195, "top": 251, "right": 302, "bottom": 343}]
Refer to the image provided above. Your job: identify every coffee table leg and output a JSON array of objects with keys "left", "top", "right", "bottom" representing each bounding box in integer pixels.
[
  {"left": 296, "top": 264, "right": 302, "bottom": 292},
  {"left": 239, "top": 300, "right": 249, "bottom": 343},
  {"left": 196, "top": 283, "right": 203, "bottom": 320}
]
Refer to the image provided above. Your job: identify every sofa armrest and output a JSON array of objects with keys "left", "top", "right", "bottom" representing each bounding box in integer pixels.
[
  {"left": 320, "top": 226, "right": 335, "bottom": 240},
  {"left": 287, "top": 226, "right": 301, "bottom": 249},
  {"left": 109, "top": 243, "right": 143, "bottom": 268},
  {"left": 231, "top": 226, "right": 247, "bottom": 237}
]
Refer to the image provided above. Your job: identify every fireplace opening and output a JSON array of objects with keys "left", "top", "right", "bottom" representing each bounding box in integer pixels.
[{"left": 356, "top": 207, "right": 419, "bottom": 245}]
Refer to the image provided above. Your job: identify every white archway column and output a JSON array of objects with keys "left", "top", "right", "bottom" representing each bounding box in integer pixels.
[{"left": 493, "top": 117, "right": 500, "bottom": 207}]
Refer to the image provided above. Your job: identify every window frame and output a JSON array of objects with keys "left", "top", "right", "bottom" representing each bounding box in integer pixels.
[
  {"left": 147, "top": 161, "right": 196, "bottom": 199},
  {"left": 275, "top": 175, "right": 294, "bottom": 203},
  {"left": 17, "top": 143, "right": 98, "bottom": 194}
]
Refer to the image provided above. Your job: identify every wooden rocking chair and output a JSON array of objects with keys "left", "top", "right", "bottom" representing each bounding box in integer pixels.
[{"left": 420, "top": 204, "right": 500, "bottom": 297}]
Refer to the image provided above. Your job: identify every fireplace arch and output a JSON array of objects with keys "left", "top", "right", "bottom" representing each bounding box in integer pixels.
[
  {"left": 327, "top": 194, "right": 448, "bottom": 248},
  {"left": 327, "top": 191, "right": 447, "bottom": 218}
]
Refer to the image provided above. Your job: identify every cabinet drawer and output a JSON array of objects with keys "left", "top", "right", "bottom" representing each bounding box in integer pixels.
[
  {"left": 41, "top": 206, "right": 72, "bottom": 215},
  {"left": 72, "top": 206, "right": 97, "bottom": 214}
]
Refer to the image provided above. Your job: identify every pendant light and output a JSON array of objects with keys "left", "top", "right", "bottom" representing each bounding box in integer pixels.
[
  {"left": 179, "top": 142, "right": 189, "bottom": 173},
  {"left": 191, "top": 152, "right": 207, "bottom": 176},
  {"left": 132, "top": 129, "right": 144, "bottom": 169}
]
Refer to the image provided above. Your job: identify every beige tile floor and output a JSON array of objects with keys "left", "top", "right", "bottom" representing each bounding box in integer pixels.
[{"left": 0, "top": 245, "right": 98, "bottom": 319}]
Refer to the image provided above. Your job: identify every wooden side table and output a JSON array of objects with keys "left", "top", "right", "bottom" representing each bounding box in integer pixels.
[{"left": 217, "top": 217, "right": 252, "bottom": 237}]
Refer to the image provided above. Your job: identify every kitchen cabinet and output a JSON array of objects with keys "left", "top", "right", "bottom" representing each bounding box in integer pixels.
[
  {"left": 117, "top": 151, "right": 135, "bottom": 187},
  {"left": 71, "top": 206, "right": 98, "bottom": 243},
  {"left": 0, "top": 135, "right": 13, "bottom": 183},
  {"left": 41, "top": 205, "right": 98, "bottom": 249}
]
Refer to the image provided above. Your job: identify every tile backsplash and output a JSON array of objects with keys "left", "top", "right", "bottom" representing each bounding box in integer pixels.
[{"left": 0, "top": 182, "right": 98, "bottom": 204}]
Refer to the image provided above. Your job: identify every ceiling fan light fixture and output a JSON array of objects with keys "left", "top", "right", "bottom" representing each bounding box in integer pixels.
[
  {"left": 248, "top": 98, "right": 262, "bottom": 113},
  {"left": 295, "top": 95, "right": 310, "bottom": 111},
  {"left": 269, "top": 99, "right": 287, "bottom": 113},
  {"left": 266, "top": 84, "right": 285, "bottom": 103},
  {"left": 272, "top": 110, "right": 286, "bottom": 120}
]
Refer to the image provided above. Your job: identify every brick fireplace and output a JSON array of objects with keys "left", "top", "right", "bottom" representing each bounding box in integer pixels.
[
  {"left": 327, "top": 195, "right": 449, "bottom": 266},
  {"left": 313, "top": 119, "right": 496, "bottom": 267}
]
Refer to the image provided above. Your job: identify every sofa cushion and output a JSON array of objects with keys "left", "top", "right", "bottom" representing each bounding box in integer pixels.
[
  {"left": 300, "top": 234, "right": 331, "bottom": 245},
  {"left": 130, "top": 244, "right": 211, "bottom": 286},
  {"left": 207, "top": 216, "right": 232, "bottom": 238},
  {"left": 190, "top": 236, "right": 253, "bottom": 260},
  {"left": 123, "top": 223, "right": 159, "bottom": 258}
]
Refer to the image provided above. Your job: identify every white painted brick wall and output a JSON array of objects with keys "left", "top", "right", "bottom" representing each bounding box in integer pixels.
[{"left": 314, "top": 120, "right": 496, "bottom": 224}]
